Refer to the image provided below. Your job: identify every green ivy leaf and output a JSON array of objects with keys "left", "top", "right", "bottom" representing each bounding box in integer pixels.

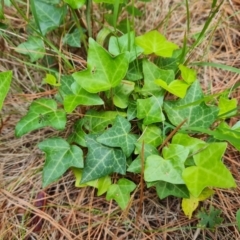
[
  {"left": 155, "top": 79, "right": 189, "bottom": 98},
  {"left": 38, "top": 137, "right": 84, "bottom": 187},
  {"left": 162, "top": 144, "right": 189, "bottom": 163},
  {"left": 109, "top": 31, "right": 143, "bottom": 62},
  {"left": 97, "top": 116, "right": 137, "bottom": 157},
  {"left": 43, "top": 73, "right": 61, "bottom": 86},
  {"left": 141, "top": 59, "right": 174, "bottom": 95},
  {"left": 127, "top": 100, "right": 137, "bottom": 120},
  {"left": 179, "top": 64, "right": 196, "bottom": 84},
  {"left": 16, "top": 36, "right": 45, "bottom": 62},
  {"left": 106, "top": 178, "right": 136, "bottom": 210},
  {"left": 144, "top": 155, "right": 185, "bottom": 184},
  {"left": 153, "top": 181, "right": 189, "bottom": 199},
  {"left": 72, "top": 168, "right": 111, "bottom": 196},
  {"left": 63, "top": 28, "right": 82, "bottom": 47},
  {"left": 32, "top": 0, "right": 67, "bottom": 35},
  {"left": 83, "top": 110, "right": 126, "bottom": 133},
  {"left": 63, "top": 0, "right": 85, "bottom": 9},
  {"left": 64, "top": 82, "right": 104, "bottom": 113},
  {"left": 164, "top": 81, "right": 219, "bottom": 128},
  {"left": 15, "top": 98, "right": 66, "bottom": 137},
  {"left": 137, "top": 93, "right": 165, "bottom": 125},
  {"left": 127, "top": 142, "right": 159, "bottom": 173},
  {"left": 126, "top": 60, "right": 143, "bottom": 81},
  {"left": 138, "top": 124, "right": 163, "bottom": 147},
  {"left": 72, "top": 38, "right": 129, "bottom": 93},
  {"left": 182, "top": 142, "right": 236, "bottom": 197},
  {"left": 56, "top": 75, "right": 75, "bottom": 101},
  {"left": 0, "top": 71, "right": 12, "bottom": 111},
  {"left": 113, "top": 80, "right": 135, "bottom": 109},
  {"left": 81, "top": 134, "right": 126, "bottom": 183},
  {"left": 135, "top": 30, "right": 178, "bottom": 57},
  {"left": 218, "top": 96, "right": 237, "bottom": 119}
]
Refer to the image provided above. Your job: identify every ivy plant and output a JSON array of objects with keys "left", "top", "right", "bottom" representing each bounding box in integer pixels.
[{"left": 14, "top": 0, "right": 239, "bottom": 218}]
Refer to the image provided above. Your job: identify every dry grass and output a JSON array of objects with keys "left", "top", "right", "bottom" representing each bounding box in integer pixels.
[{"left": 1, "top": 0, "right": 240, "bottom": 239}]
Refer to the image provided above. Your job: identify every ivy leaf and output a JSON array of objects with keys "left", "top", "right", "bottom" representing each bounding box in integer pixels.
[
  {"left": 113, "top": 80, "right": 135, "bottom": 109},
  {"left": 197, "top": 206, "right": 223, "bottom": 229},
  {"left": 43, "top": 73, "right": 60, "bottom": 86},
  {"left": 127, "top": 100, "right": 137, "bottom": 120},
  {"left": 179, "top": 64, "right": 196, "bottom": 84},
  {"left": 141, "top": 59, "right": 174, "bottom": 95},
  {"left": 164, "top": 81, "right": 219, "bottom": 128},
  {"left": 108, "top": 31, "right": 143, "bottom": 62},
  {"left": 97, "top": 116, "right": 137, "bottom": 157},
  {"left": 38, "top": 138, "right": 84, "bottom": 187},
  {"left": 218, "top": 96, "right": 237, "bottom": 119},
  {"left": 144, "top": 155, "right": 185, "bottom": 184},
  {"left": 135, "top": 30, "right": 178, "bottom": 57},
  {"left": 137, "top": 93, "right": 165, "bottom": 125},
  {"left": 106, "top": 178, "right": 136, "bottom": 210},
  {"left": 32, "top": 0, "right": 67, "bottom": 35},
  {"left": 63, "top": 28, "right": 82, "bottom": 47},
  {"left": 155, "top": 79, "right": 190, "bottom": 98},
  {"left": 83, "top": 110, "right": 126, "bottom": 133},
  {"left": 72, "top": 38, "right": 129, "bottom": 93},
  {"left": 16, "top": 36, "right": 45, "bottom": 62},
  {"left": 182, "top": 142, "right": 236, "bottom": 197},
  {"left": 0, "top": 71, "right": 12, "bottom": 111},
  {"left": 153, "top": 181, "right": 189, "bottom": 199},
  {"left": 64, "top": 82, "right": 104, "bottom": 113},
  {"left": 127, "top": 142, "right": 159, "bottom": 173},
  {"left": 182, "top": 188, "right": 215, "bottom": 219},
  {"left": 15, "top": 98, "right": 66, "bottom": 137},
  {"left": 126, "top": 60, "right": 143, "bottom": 81},
  {"left": 138, "top": 124, "right": 163, "bottom": 147},
  {"left": 56, "top": 75, "right": 75, "bottom": 101},
  {"left": 63, "top": 0, "right": 85, "bottom": 9},
  {"left": 72, "top": 168, "right": 111, "bottom": 196},
  {"left": 81, "top": 134, "right": 126, "bottom": 183}
]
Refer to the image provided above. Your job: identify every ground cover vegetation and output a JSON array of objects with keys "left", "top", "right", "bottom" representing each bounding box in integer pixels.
[{"left": 1, "top": 0, "right": 240, "bottom": 239}]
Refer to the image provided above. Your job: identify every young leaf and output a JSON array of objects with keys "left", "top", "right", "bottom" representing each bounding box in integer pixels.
[
  {"left": 63, "top": 0, "right": 85, "bottom": 9},
  {"left": 63, "top": 82, "right": 104, "bottom": 113},
  {"left": 106, "top": 178, "right": 136, "bottom": 210},
  {"left": 72, "top": 168, "right": 111, "bottom": 196},
  {"left": 16, "top": 36, "right": 45, "bottom": 62},
  {"left": 141, "top": 59, "right": 174, "bottom": 95},
  {"left": 135, "top": 30, "right": 178, "bottom": 57},
  {"left": 97, "top": 116, "right": 137, "bottom": 157},
  {"left": 182, "top": 188, "right": 214, "bottom": 219},
  {"left": 0, "top": 71, "right": 12, "bottom": 111},
  {"left": 162, "top": 144, "right": 189, "bottom": 163},
  {"left": 113, "top": 80, "right": 135, "bottom": 109},
  {"left": 164, "top": 81, "right": 219, "bottom": 128},
  {"left": 155, "top": 79, "right": 189, "bottom": 98},
  {"left": 38, "top": 138, "right": 84, "bottom": 187},
  {"left": 137, "top": 93, "right": 165, "bottom": 125},
  {"left": 144, "top": 155, "right": 185, "bottom": 184},
  {"left": 108, "top": 31, "right": 143, "bottom": 62},
  {"left": 81, "top": 134, "right": 126, "bottom": 183},
  {"left": 32, "top": 0, "right": 67, "bottom": 35},
  {"left": 182, "top": 142, "right": 236, "bottom": 197},
  {"left": 179, "top": 64, "right": 196, "bottom": 84},
  {"left": 197, "top": 206, "right": 223, "bottom": 229},
  {"left": 72, "top": 38, "right": 129, "bottom": 93},
  {"left": 43, "top": 74, "right": 60, "bottom": 86},
  {"left": 154, "top": 181, "right": 189, "bottom": 199},
  {"left": 218, "top": 96, "right": 237, "bottom": 119},
  {"left": 15, "top": 98, "right": 66, "bottom": 137}
]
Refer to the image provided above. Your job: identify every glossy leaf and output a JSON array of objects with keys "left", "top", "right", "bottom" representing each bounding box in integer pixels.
[
  {"left": 109, "top": 31, "right": 143, "bottom": 62},
  {"left": 164, "top": 81, "right": 219, "bottom": 128},
  {"left": 106, "top": 178, "right": 136, "bottom": 210},
  {"left": 218, "top": 96, "right": 237, "bottom": 118},
  {"left": 97, "top": 116, "right": 137, "bottom": 157},
  {"left": 38, "top": 138, "right": 84, "bottom": 187},
  {"left": 182, "top": 188, "right": 214, "bottom": 219},
  {"left": 64, "top": 82, "right": 103, "bottom": 113},
  {"left": 81, "top": 134, "right": 126, "bottom": 183},
  {"left": 16, "top": 36, "right": 45, "bottom": 62},
  {"left": 113, "top": 80, "right": 135, "bottom": 108},
  {"left": 15, "top": 98, "right": 66, "bottom": 137},
  {"left": 144, "top": 155, "right": 185, "bottom": 184},
  {"left": 0, "top": 71, "right": 12, "bottom": 111},
  {"left": 182, "top": 142, "right": 236, "bottom": 197},
  {"left": 72, "top": 38, "right": 129, "bottom": 93},
  {"left": 179, "top": 64, "right": 196, "bottom": 84},
  {"left": 127, "top": 100, "right": 137, "bottom": 120},
  {"left": 63, "top": 0, "right": 85, "bottom": 9},
  {"left": 43, "top": 74, "right": 60, "bottom": 86},
  {"left": 137, "top": 93, "right": 165, "bottom": 125},
  {"left": 72, "top": 168, "right": 111, "bottom": 196},
  {"left": 135, "top": 30, "right": 178, "bottom": 57}
]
